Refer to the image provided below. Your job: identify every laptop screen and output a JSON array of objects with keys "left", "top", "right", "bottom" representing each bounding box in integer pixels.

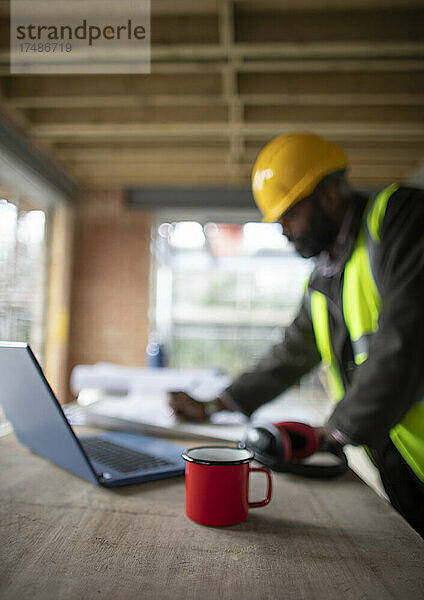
[{"left": 0, "top": 342, "right": 98, "bottom": 483}]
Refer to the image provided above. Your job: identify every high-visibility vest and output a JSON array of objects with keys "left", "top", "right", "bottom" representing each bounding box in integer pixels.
[{"left": 309, "top": 184, "right": 424, "bottom": 482}]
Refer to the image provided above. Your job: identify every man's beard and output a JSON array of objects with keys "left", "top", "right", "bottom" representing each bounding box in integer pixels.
[{"left": 288, "top": 197, "right": 339, "bottom": 258}]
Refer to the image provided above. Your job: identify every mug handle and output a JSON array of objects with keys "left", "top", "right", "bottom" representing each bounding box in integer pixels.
[{"left": 248, "top": 467, "right": 272, "bottom": 508}]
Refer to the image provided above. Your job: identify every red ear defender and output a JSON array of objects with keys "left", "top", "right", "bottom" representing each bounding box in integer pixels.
[
  {"left": 239, "top": 421, "right": 348, "bottom": 478},
  {"left": 239, "top": 423, "right": 292, "bottom": 471},
  {"left": 273, "top": 421, "right": 321, "bottom": 460}
]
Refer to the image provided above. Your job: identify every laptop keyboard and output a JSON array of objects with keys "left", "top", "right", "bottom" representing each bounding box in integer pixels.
[{"left": 80, "top": 437, "right": 173, "bottom": 474}]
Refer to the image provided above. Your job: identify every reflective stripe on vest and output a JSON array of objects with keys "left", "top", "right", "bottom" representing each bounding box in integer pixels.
[
  {"left": 309, "top": 184, "right": 424, "bottom": 482},
  {"left": 390, "top": 401, "right": 424, "bottom": 482},
  {"left": 310, "top": 291, "right": 345, "bottom": 401},
  {"left": 343, "top": 228, "right": 380, "bottom": 365}
]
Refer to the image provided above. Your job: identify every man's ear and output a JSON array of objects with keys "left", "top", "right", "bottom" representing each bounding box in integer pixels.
[
  {"left": 318, "top": 179, "right": 347, "bottom": 225},
  {"left": 319, "top": 179, "right": 339, "bottom": 214}
]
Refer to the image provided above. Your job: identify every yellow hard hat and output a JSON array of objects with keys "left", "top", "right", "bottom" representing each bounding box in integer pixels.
[{"left": 252, "top": 133, "right": 349, "bottom": 222}]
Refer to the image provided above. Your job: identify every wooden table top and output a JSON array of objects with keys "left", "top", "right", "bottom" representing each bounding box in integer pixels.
[{"left": 0, "top": 429, "right": 423, "bottom": 600}]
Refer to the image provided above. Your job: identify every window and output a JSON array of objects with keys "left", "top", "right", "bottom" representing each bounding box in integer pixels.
[
  {"left": 0, "top": 197, "right": 48, "bottom": 359},
  {"left": 0, "top": 196, "right": 49, "bottom": 435},
  {"left": 151, "top": 218, "right": 325, "bottom": 400}
]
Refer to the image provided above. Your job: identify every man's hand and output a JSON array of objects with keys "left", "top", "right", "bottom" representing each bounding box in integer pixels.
[
  {"left": 316, "top": 425, "right": 346, "bottom": 451},
  {"left": 168, "top": 391, "right": 207, "bottom": 422}
]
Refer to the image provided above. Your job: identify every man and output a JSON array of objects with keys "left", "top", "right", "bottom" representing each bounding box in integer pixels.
[{"left": 169, "top": 133, "right": 424, "bottom": 536}]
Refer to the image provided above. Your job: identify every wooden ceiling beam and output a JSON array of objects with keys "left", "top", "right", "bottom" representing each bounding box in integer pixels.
[
  {"left": 26, "top": 103, "right": 423, "bottom": 126},
  {"left": 31, "top": 122, "right": 232, "bottom": 139},
  {"left": 234, "top": 8, "right": 423, "bottom": 44},
  {"left": 234, "top": 1, "right": 424, "bottom": 11},
  {"left": 57, "top": 148, "right": 229, "bottom": 163},
  {"left": 6, "top": 95, "right": 225, "bottom": 109},
  {"left": 238, "top": 70, "right": 424, "bottom": 95},
  {"left": 151, "top": 0, "right": 220, "bottom": 15},
  {"left": 55, "top": 138, "right": 229, "bottom": 150},
  {"left": 30, "top": 122, "right": 424, "bottom": 141},
  {"left": 244, "top": 105, "right": 424, "bottom": 123},
  {"left": 235, "top": 41, "right": 424, "bottom": 59},
  {"left": 241, "top": 93, "right": 424, "bottom": 106},
  {"left": 67, "top": 162, "right": 234, "bottom": 179},
  {"left": 2, "top": 0, "right": 423, "bottom": 17},
  {"left": 237, "top": 59, "right": 424, "bottom": 73},
  {"left": 0, "top": 0, "right": 222, "bottom": 17},
  {"left": 95, "top": 179, "right": 418, "bottom": 190},
  {"left": 66, "top": 160, "right": 420, "bottom": 181},
  {"left": 1, "top": 58, "right": 422, "bottom": 77},
  {"left": 55, "top": 146, "right": 424, "bottom": 165},
  {"left": 1, "top": 41, "right": 423, "bottom": 71},
  {"left": 27, "top": 104, "right": 228, "bottom": 125},
  {"left": 4, "top": 69, "right": 422, "bottom": 100},
  {"left": 2, "top": 73, "right": 223, "bottom": 99},
  {"left": 75, "top": 175, "right": 415, "bottom": 187},
  {"left": 6, "top": 0, "right": 221, "bottom": 17},
  {"left": 6, "top": 93, "right": 424, "bottom": 110},
  {"left": 70, "top": 161, "right": 416, "bottom": 177}
]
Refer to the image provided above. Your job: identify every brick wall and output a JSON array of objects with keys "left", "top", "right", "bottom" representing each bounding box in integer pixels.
[{"left": 68, "top": 189, "right": 152, "bottom": 399}]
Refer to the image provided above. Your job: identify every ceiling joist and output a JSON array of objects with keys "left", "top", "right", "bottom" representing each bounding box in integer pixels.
[{"left": 0, "top": 0, "right": 422, "bottom": 190}]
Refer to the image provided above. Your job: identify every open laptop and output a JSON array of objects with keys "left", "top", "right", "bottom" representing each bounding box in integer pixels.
[{"left": 0, "top": 342, "right": 185, "bottom": 486}]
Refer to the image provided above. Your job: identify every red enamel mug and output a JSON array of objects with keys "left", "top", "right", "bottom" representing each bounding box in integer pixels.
[{"left": 182, "top": 446, "right": 272, "bottom": 527}]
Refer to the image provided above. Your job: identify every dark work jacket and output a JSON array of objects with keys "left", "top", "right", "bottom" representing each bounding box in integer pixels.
[{"left": 225, "top": 186, "right": 424, "bottom": 450}]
